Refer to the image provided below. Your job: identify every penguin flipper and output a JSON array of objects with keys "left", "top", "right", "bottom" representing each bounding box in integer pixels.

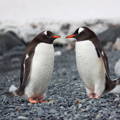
[
  {"left": 95, "top": 46, "right": 110, "bottom": 75},
  {"left": 19, "top": 49, "right": 34, "bottom": 93},
  {"left": 94, "top": 37, "right": 110, "bottom": 75},
  {"left": 101, "top": 50, "right": 110, "bottom": 74}
]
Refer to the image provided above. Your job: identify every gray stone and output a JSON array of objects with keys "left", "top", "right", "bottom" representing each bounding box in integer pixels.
[
  {"left": 115, "top": 59, "right": 120, "bottom": 77},
  {"left": 18, "top": 116, "right": 28, "bottom": 120},
  {"left": 98, "top": 26, "right": 120, "bottom": 46},
  {"left": 0, "top": 31, "right": 26, "bottom": 54},
  {"left": 113, "top": 37, "right": 120, "bottom": 50},
  {"left": 49, "top": 108, "right": 57, "bottom": 114}
]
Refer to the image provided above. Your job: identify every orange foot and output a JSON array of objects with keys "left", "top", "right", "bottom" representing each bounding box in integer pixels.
[
  {"left": 28, "top": 97, "right": 48, "bottom": 104},
  {"left": 88, "top": 93, "right": 96, "bottom": 98},
  {"left": 94, "top": 94, "right": 101, "bottom": 99},
  {"left": 88, "top": 93, "right": 101, "bottom": 99}
]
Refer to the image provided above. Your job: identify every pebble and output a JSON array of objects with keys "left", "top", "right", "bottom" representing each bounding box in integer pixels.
[
  {"left": 49, "top": 108, "right": 57, "bottom": 114},
  {"left": 113, "top": 37, "right": 120, "bottom": 50},
  {"left": 55, "top": 51, "right": 62, "bottom": 56},
  {"left": 37, "top": 108, "right": 44, "bottom": 116},
  {"left": 114, "top": 59, "right": 120, "bottom": 77},
  {"left": 18, "top": 116, "right": 28, "bottom": 120}
]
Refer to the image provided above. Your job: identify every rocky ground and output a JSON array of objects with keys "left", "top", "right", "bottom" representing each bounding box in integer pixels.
[{"left": 0, "top": 43, "right": 120, "bottom": 120}]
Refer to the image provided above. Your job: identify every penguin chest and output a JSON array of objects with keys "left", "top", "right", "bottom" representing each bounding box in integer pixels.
[
  {"left": 25, "top": 43, "right": 54, "bottom": 98},
  {"left": 75, "top": 41, "right": 105, "bottom": 89}
]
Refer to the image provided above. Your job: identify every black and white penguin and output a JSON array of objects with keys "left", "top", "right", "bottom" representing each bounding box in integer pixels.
[
  {"left": 9, "top": 31, "right": 60, "bottom": 103},
  {"left": 66, "top": 27, "right": 120, "bottom": 98}
]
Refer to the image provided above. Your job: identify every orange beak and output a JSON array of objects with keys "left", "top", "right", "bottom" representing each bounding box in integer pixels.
[
  {"left": 51, "top": 35, "right": 61, "bottom": 38},
  {"left": 66, "top": 34, "right": 76, "bottom": 38}
]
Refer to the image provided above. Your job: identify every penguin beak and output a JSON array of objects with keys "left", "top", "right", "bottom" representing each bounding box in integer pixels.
[
  {"left": 51, "top": 35, "right": 61, "bottom": 38},
  {"left": 66, "top": 34, "right": 76, "bottom": 38}
]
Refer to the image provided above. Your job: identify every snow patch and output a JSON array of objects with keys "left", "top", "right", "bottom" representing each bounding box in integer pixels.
[{"left": 9, "top": 85, "right": 17, "bottom": 93}]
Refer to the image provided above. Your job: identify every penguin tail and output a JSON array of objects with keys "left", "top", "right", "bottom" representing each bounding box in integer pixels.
[{"left": 110, "top": 78, "right": 120, "bottom": 93}]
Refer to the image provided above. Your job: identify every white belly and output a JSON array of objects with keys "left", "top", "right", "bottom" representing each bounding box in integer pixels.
[
  {"left": 75, "top": 41, "right": 105, "bottom": 90},
  {"left": 25, "top": 43, "right": 54, "bottom": 98}
]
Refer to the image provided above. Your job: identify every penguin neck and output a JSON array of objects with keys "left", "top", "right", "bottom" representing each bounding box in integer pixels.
[
  {"left": 76, "top": 36, "right": 99, "bottom": 48},
  {"left": 35, "top": 37, "right": 54, "bottom": 44},
  {"left": 26, "top": 39, "right": 53, "bottom": 54},
  {"left": 40, "top": 39, "right": 54, "bottom": 44},
  {"left": 76, "top": 39, "right": 93, "bottom": 44}
]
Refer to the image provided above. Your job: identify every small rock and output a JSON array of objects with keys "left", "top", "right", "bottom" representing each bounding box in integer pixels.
[
  {"left": 75, "top": 99, "right": 81, "bottom": 104},
  {"left": 37, "top": 108, "right": 44, "bottom": 116},
  {"left": 1, "top": 95, "right": 8, "bottom": 103},
  {"left": 18, "top": 116, "right": 28, "bottom": 120},
  {"left": 61, "top": 68, "right": 67, "bottom": 75},
  {"left": 98, "top": 26, "right": 120, "bottom": 46},
  {"left": 66, "top": 42, "right": 75, "bottom": 50},
  {"left": 0, "top": 31, "right": 25, "bottom": 54},
  {"left": 49, "top": 108, "right": 57, "bottom": 114},
  {"left": 96, "top": 113, "right": 102, "bottom": 119},
  {"left": 114, "top": 59, "right": 120, "bottom": 77},
  {"left": 72, "top": 76, "right": 77, "bottom": 80},
  {"left": 47, "top": 99, "right": 55, "bottom": 104},
  {"left": 55, "top": 51, "right": 62, "bottom": 56},
  {"left": 114, "top": 97, "right": 120, "bottom": 102},
  {"left": 15, "top": 106, "right": 21, "bottom": 112},
  {"left": 27, "top": 103, "right": 32, "bottom": 106},
  {"left": 113, "top": 38, "right": 120, "bottom": 50},
  {"left": 104, "top": 42, "right": 113, "bottom": 50}
]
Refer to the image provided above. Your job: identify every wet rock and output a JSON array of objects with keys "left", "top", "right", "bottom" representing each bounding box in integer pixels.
[
  {"left": 0, "top": 31, "right": 26, "bottom": 54},
  {"left": 66, "top": 42, "right": 75, "bottom": 50},
  {"left": 104, "top": 42, "right": 113, "bottom": 50},
  {"left": 113, "top": 38, "right": 120, "bottom": 50},
  {"left": 115, "top": 59, "right": 120, "bottom": 77},
  {"left": 98, "top": 26, "right": 120, "bottom": 46},
  {"left": 37, "top": 108, "right": 44, "bottom": 116},
  {"left": 18, "top": 116, "right": 28, "bottom": 120},
  {"left": 55, "top": 51, "right": 62, "bottom": 56},
  {"left": 49, "top": 108, "right": 57, "bottom": 114}
]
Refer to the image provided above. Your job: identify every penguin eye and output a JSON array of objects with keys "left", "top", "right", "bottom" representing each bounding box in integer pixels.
[{"left": 78, "top": 27, "right": 84, "bottom": 34}]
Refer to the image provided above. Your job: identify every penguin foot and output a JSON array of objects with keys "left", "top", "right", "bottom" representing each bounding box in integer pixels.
[
  {"left": 28, "top": 97, "right": 49, "bottom": 103},
  {"left": 88, "top": 93, "right": 101, "bottom": 99},
  {"left": 28, "top": 97, "right": 39, "bottom": 103},
  {"left": 88, "top": 93, "right": 95, "bottom": 98},
  {"left": 94, "top": 94, "right": 101, "bottom": 99}
]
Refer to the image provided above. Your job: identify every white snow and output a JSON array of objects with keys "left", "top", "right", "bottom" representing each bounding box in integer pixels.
[{"left": 9, "top": 85, "right": 17, "bottom": 93}]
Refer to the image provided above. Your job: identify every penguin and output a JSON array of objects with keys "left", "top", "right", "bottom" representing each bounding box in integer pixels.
[
  {"left": 66, "top": 26, "right": 120, "bottom": 98},
  {"left": 9, "top": 31, "right": 60, "bottom": 103}
]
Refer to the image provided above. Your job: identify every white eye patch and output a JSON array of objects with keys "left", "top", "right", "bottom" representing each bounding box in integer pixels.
[
  {"left": 78, "top": 27, "right": 84, "bottom": 34},
  {"left": 25, "top": 54, "right": 29, "bottom": 60},
  {"left": 44, "top": 31, "right": 48, "bottom": 35}
]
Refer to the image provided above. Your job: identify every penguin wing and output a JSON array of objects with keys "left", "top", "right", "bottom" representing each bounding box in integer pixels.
[
  {"left": 100, "top": 50, "right": 116, "bottom": 92},
  {"left": 19, "top": 49, "right": 34, "bottom": 90},
  {"left": 96, "top": 47, "right": 110, "bottom": 74},
  {"left": 101, "top": 50, "right": 110, "bottom": 74},
  {"left": 94, "top": 38, "right": 110, "bottom": 74}
]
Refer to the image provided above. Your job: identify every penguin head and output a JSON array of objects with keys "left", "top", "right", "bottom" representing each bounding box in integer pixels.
[
  {"left": 66, "top": 27, "right": 96, "bottom": 41},
  {"left": 36, "top": 31, "right": 60, "bottom": 44}
]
